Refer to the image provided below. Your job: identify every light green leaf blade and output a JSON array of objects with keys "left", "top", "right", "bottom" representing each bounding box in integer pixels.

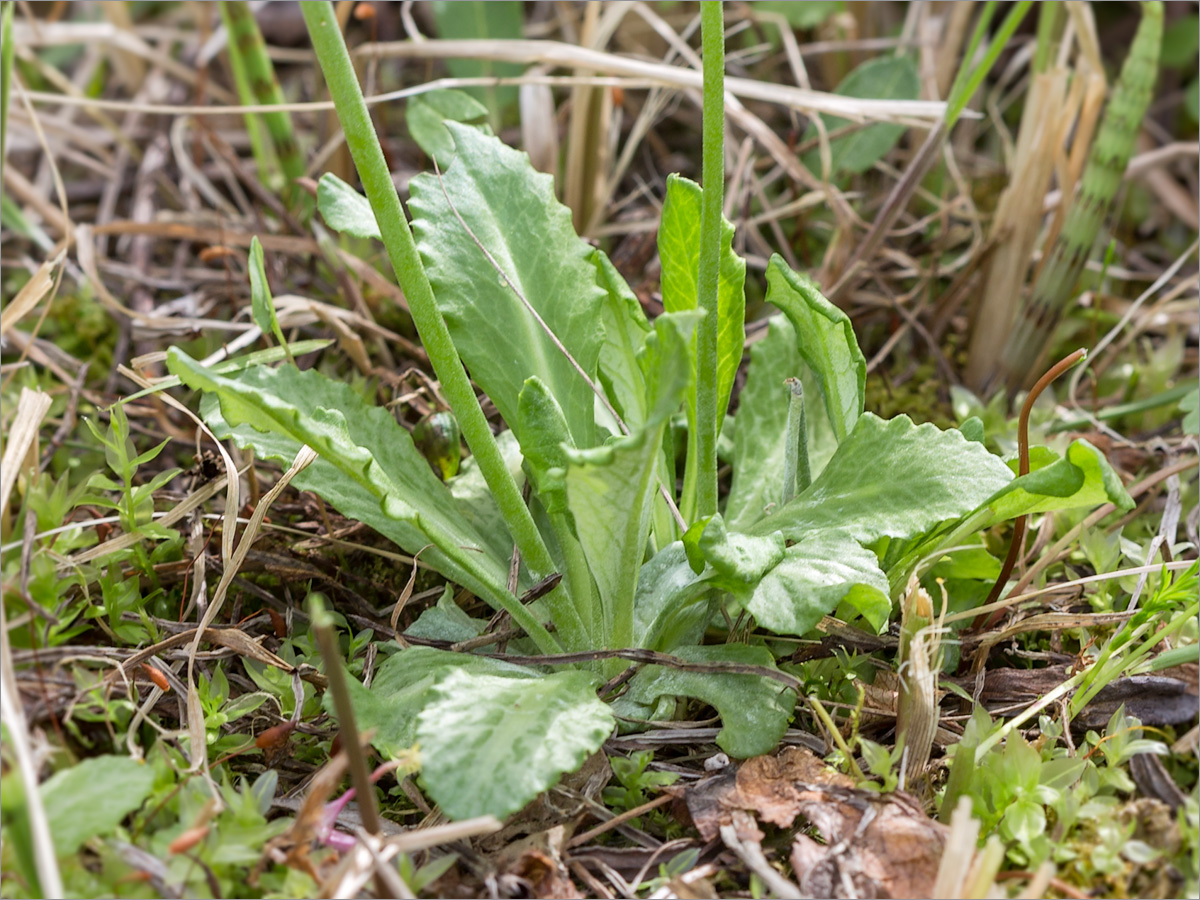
[
  {"left": 658, "top": 174, "right": 746, "bottom": 422},
  {"left": 247, "top": 236, "right": 285, "bottom": 347},
  {"left": 743, "top": 533, "right": 891, "bottom": 636},
  {"left": 658, "top": 175, "right": 746, "bottom": 520},
  {"left": 755, "top": 413, "right": 1014, "bottom": 544},
  {"left": 317, "top": 173, "right": 380, "bottom": 239},
  {"left": 405, "top": 586, "right": 486, "bottom": 642},
  {"left": 41, "top": 756, "right": 155, "bottom": 855},
  {"left": 1180, "top": 386, "right": 1198, "bottom": 435},
  {"left": 418, "top": 668, "right": 613, "bottom": 820},
  {"left": 625, "top": 644, "right": 796, "bottom": 758},
  {"left": 341, "top": 647, "right": 536, "bottom": 757},
  {"left": 726, "top": 316, "right": 800, "bottom": 531},
  {"left": 516, "top": 376, "right": 574, "bottom": 516},
  {"left": 564, "top": 312, "right": 697, "bottom": 650},
  {"left": 170, "top": 352, "right": 515, "bottom": 597},
  {"left": 801, "top": 55, "right": 920, "bottom": 176},
  {"left": 405, "top": 88, "right": 489, "bottom": 169},
  {"left": 981, "top": 438, "right": 1135, "bottom": 523},
  {"left": 764, "top": 255, "right": 865, "bottom": 443},
  {"left": 409, "top": 124, "right": 606, "bottom": 447}
]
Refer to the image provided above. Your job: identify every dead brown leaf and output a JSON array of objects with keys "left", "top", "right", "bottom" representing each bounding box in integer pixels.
[{"left": 685, "top": 747, "right": 949, "bottom": 899}]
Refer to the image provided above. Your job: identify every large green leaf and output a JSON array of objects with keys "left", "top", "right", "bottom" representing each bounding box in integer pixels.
[
  {"left": 800, "top": 55, "right": 919, "bottom": 177},
  {"left": 726, "top": 316, "right": 840, "bottom": 531},
  {"left": 887, "top": 438, "right": 1135, "bottom": 598},
  {"left": 764, "top": 255, "right": 865, "bottom": 443},
  {"left": 342, "top": 647, "right": 537, "bottom": 758},
  {"left": 658, "top": 174, "right": 747, "bottom": 520},
  {"left": 444, "top": 429, "right": 525, "bottom": 566},
  {"left": 726, "top": 316, "right": 800, "bottom": 531},
  {"left": 170, "top": 353, "right": 515, "bottom": 599},
  {"left": 755, "top": 413, "right": 1014, "bottom": 544},
  {"left": 409, "top": 124, "right": 605, "bottom": 447},
  {"left": 685, "top": 514, "right": 785, "bottom": 587},
  {"left": 418, "top": 668, "right": 613, "bottom": 820},
  {"left": 742, "top": 533, "right": 891, "bottom": 636},
  {"left": 633, "top": 542, "right": 713, "bottom": 652},
  {"left": 591, "top": 247, "right": 651, "bottom": 430},
  {"left": 625, "top": 644, "right": 796, "bottom": 758},
  {"left": 41, "top": 755, "right": 155, "bottom": 855},
  {"left": 563, "top": 313, "right": 697, "bottom": 650}
]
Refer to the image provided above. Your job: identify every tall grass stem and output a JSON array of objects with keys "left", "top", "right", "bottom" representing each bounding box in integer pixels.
[
  {"left": 300, "top": 2, "right": 555, "bottom": 580},
  {"left": 694, "top": 0, "right": 725, "bottom": 520}
]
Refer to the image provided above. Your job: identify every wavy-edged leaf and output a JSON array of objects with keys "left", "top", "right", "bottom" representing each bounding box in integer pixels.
[
  {"left": 170, "top": 352, "right": 514, "bottom": 598},
  {"left": 625, "top": 644, "right": 795, "bottom": 758},
  {"left": 634, "top": 542, "right": 714, "bottom": 652},
  {"left": 317, "top": 173, "right": 379, "bottom": 239},
  {"left": 742, "top": 533, "right": 891, "bottom": 636},
  {"left": 41, "top": 755, "right": 155, "bottom": 855},
  {"left": 688, "top": 513, "right": 785, "bottom": 590},
  {"left": 342, "top": 647, "right": 536, "bottom": 758},
  {"left": 764, "top": 255, "right": 865, "bottom": 443},
  {"left": 409, "top": 124, "right": 605, "bottom": 446},
  {"left": 418, "top": 668, "right": 613, "bottom": 820},
  {"left": 755, "top": 413, "right": 1013, "bottom": 544},
  {"left": 982, "top": 438, "right": 1135, "bottom": 523},
  {"left": 563, "top": 312, "right": 697, "bottom": 650}
]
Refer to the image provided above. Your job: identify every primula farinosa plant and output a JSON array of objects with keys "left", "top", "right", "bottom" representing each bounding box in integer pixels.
[{"left": 165, "top": 2, "right": 1133, "bottom": 821}]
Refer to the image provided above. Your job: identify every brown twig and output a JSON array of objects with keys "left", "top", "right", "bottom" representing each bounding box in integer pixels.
[{"left": 973, "top": 349, "right": 1087, "bottom": 630}]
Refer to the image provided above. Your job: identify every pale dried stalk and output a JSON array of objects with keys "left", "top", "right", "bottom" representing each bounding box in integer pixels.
[
  {"left": 356, "top": 38, "right": 950, "bottom": 124},
  {"left": 896, "top": 575, "right": 943, "bottom": 780},
  {"left": 965, "top": 65, "right": 1073, "bottom": 390}
]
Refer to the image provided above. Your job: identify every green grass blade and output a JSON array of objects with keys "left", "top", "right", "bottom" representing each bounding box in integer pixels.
[{"left": 300, "top": 1, "right": 555, "bottom": 580}]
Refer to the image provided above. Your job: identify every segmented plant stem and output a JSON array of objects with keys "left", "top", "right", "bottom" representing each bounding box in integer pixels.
[
  {"left": 694, "top": 0, "right": 725, "bottom": 521},
  {"left": 300, "top": 2, "right": 558, "bottom": 588},
  {"left": 218, "top": 0, "right": 307, "bottom": 209},
  {"left": 999, "top": 2, "right": 1162, "bottom": 392}
]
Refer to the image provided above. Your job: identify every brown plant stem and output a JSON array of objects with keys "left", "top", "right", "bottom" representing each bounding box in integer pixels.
[
  {"left": 310, "top": 592, "right": 381, "bottom": 838},
  {"left": 973, "top": 348, "right": 1087, "bottom": 630}
]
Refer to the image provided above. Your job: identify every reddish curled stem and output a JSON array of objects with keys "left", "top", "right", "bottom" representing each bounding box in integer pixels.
[{"left": 973, "top": 349, "right": 1088, "bottom": 630}]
